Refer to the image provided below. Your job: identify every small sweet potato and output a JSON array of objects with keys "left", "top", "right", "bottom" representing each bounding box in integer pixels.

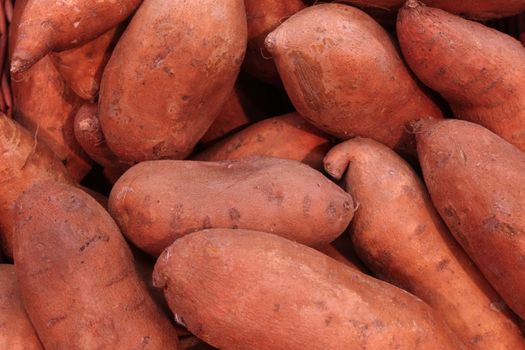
[
  {"left": 109, "top": 157, "right": 354, "bottom": 256},
  {"left": 99, "top": 0, "right": 247, "bottom": 162},
  {"left": 194, "top": 113, "right": 333, "bottom": 170},
  {"left": 324, "top": 138, "right": 525, "bottom": 349},
  {"left": 14, "top": 182, "right": 179, "bottom": 349},
  {"left": 265, "top": 4, "right": 442, "bottom": 157},
  {"left": 416, "top": 118, "right": 525, "bottom": 321},
  {"left": 153, "top": 229, "right": 466, "bottom": 350},
  {"left": 0, "top": 115, "right": 71, "bottom": 258},
  {"left": 10, "top": 0, "right": 142, "bottom": 73},
  {"left": 50, "top": 27, "right": 122, "bottom": 101},
  {"left": 243, "top": 0, "right": 306, "bottom": 85},
  {"left": 0, "top": 264, "right": 43, "bottom": 350},
  {"left": 397, "top": 1, "right": 525, "bottom": 152}
]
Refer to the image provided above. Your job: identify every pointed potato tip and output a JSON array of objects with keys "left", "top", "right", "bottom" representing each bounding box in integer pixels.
[{"left": 405, "top": 0, "right": 423, "bottom": 9}]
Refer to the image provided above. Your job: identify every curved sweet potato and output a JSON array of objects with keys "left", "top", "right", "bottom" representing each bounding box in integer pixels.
[
  {"left": 0, "top": 115, "right": 71, "bottom": 258},
  {"left": 416, "top": 118, "right": 525, "bottom": 321},
  {"left": 324, "top": 138, "right": 525, "bottom": 349},
  {"left": 194, "top": 113, "right": 333, "bottom": 170},
  {"left": 265, "top": 4, "right": 442, "bottom": 157},
  {"left": 109, "top": 157, "right": 354, "bottom": 256},
  {"left": 50, "top": 27, "right": 122, "bottom": 101},
  {"left": 243, "top": 0, "right": 305, "bottom": 85},
  {"left": 99, "top": 0, "right": 247, "bottom": 162},
  {"left": 10, "top": 0, "right": 142, "bottom": 73},
  {"left": 14, "top": 182, "right": 179, "bottom": 349},
  {"left": 153, "top": 229, "right": 466, "bottom": 350},
  {"left": 0, "top": 264, "right": 43, "bottom": 350},
  {"left": 397, "top": 1, "right": 525, "bottom": 152}
]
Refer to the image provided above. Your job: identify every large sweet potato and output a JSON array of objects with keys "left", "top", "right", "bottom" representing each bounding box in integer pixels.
[
  {"left": 0, "top": 264, "right": 43, "bottom": 350},
  {"left": 10, "top": 0, "right": 142, "bottom": 73},
  {"left": 99, "top": 0, "right": 247, "bottom": 162},
  {"left": 50, "top": 27, "right": 122, "bottom": 101},
  {"left": 397, "top": 1, "right": 525, "bottom": 152},
  {"left": 243, "top": 0, "right": 306, "bottom": 85},
  {"left": 416, "top": 118, "right": 525, "bottom": 321},
  {"left": 194, "top": 113, "right": 332, "bottom": 170},
  {"left": 0, "top": 115, "right": 71, "bottom": 258},
  {"left": 109, "top": 157, "right": 354, "bottom": 256},
  {"left": 324, "top": 138, "right": 525, "bottom": 349},
  {"left": 153, "top": 229, "right": 466, "bottom": 350},
  {"left": 14, "top": 182, "right": 179, "bottom": 349},
  {"left": 265, "top": 4, "right": 442, "bottom": 157}
]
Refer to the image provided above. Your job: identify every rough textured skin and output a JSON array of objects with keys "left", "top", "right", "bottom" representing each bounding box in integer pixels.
[
  {"left": 265, "top": 4, "right": 442, "bottom": 157},
  {"left": 324, "top": 138, "right": 525, "bottom": 350},
  {"left": 0, "top": 116, "right": 71, "bottom": 258},
  {"left": 195, "top": 113, "right": 333, "bottom": 170},
  {"left": 10, "top": 0, "right": 142, "bottom": 73},
  {"left": 14, "top": 182, "right": 179, "bottom": 349},
  {"left": 109, "top": 157, "right": 354, "bottom": 256},
  {"left": 416, "top": 118, "right": 525, "bottom": 321},
  {"left": 398, "top": 1, "right": 525, "bottom": 153},
  {"left": 99, "top": 0, "right": 247, "bottom": 162},
  {"left": 50, "top": 27, "right": 122, "bottom": 101},
  {"left": 153, "top": 229, "right": 466, "bottom": 350},
  {"left": 243, "top": 0, "right": 305, "bottom": 85},
  {"left": 0, "top": 265, "right": 43, "bottom": 350},
  {"left": 74, "top": 103, "right": 131, "bottom": 180}
]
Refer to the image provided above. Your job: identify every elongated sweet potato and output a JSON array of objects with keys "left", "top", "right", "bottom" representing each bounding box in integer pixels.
[
  {"left": 324, "top": 138, "right": 525, "bottom": 349},
  {"left": 0, "top": 264, "right": 43, "bottom": 350},
  {"left": 99, "top": 0, "right": 247, "bottom": 162},
  {"left": 265, "top": 4, "right": 442, "bottom": 157},
  {"left": 14, "top": 182, "right": 179, "bottom": 349},
  {"left": 153, "top": 229, "right": 466, "bottom": 350},
  {"left": 50, "top": 27, "right": 122, "bottom": 101},
  {"left": 416, "top": 118, "right": 525, "bottom": 321},
  {"left": 109, "top": 157, "right": 354, "bottom": 256},
  {"left": 10, "top": 0, "right": 142, "bottom": 73},
  {"left": 194, "top": 113, "right": 333, "bottom": 170},
  {"left": 243, "top": 0, "right": 305, "bottom": 85},
  {"left": 0, "top": 115, "right": 71, "bottom": 258},
  {"left": 397, "top": 1, "right": 525, "bottom": 152}
]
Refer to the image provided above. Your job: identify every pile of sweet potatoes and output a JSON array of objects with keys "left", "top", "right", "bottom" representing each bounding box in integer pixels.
[{"left": 2, "top": 0, "right": 525, "bottom": 349}]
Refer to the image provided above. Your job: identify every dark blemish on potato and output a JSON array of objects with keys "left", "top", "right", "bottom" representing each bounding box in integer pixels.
[
  {"left": 303, "top": 195, "right": 312, "bottom": 217},
  {"left": 325, "top": 316, "right": 334, "bottom": 326},
  {"left": 273, "top": 303, "right": 280, "bottom": 312},
  {"left": 181, "top": 95, "right": 190, "bottom": 101},
  {"left": 125, "top": 295, "right": 146, "bottom": 312},
  {"left": 152, "top": 141, "right": 168, "bottom": 158},
  {"left": 105, "top": 270, "right": 131, "bottom": 288},
  {"left": 413, "top": 224, "right": 426, "bottom": 236},
  {"left": 256, "top": 134, "right": 265, "bottom": 142},
  {"left": 435, "top": 151, "right": 451, "bottom": 169},
  {"left": 79, "top": 234, "right": 110, "bottom": 252},
  {"left": 443, "top": 206, "right": 459, "bottom": 225},
  {"left": 482, "top": 216, "right": 523, "bottom": 237},
  {"left": 326, "top": 201, "right": 337, "bottom": 217},
  {"left": 141, "top": 336, "right": 151, "bottom": 346},
  {"left": 229, "top": 208, "right": 241, "bottom": 221},
  {"left": 260, "top": 184, "right": 284, "bottom": 206},
  {"left": 62, "top": 195, "right": 87, "bottom": 211},
  {"left": 202, "top": 216, "right": 212, "bottom": 229},
  {"left": 46, "top": 315, "right": 67, "bottom": 327},
  {"left": 471, "top": 335, "right": 483, "bottom": 344},
  {"left": 436, "top": 259, "right": 450, "bottom": 272},
  {"left": 290, "top": 51, "right": 324, "bottom": 113},
  {"left": 314, "top": 301, "right": 327, "bottom": 310}
]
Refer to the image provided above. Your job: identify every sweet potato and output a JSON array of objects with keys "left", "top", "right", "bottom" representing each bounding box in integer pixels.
[
  {"left": 265, "top": 4, "right": 442, "bottom": 157},
  {"left": 99, "top": 0, "right": 247, "bottom": 162},
  {"left": 109, "top": 157, "right": 354, "bottom": 256},
  {"left": 0, "top": 115, "right": 71, "bottom": 258},
  {"left": 397, "top": 1, "right": 525, "bottom": 152},
  {"left": 0, "top": 264, "right": 43, "bottom": 350},
  {"left": 243, "top": 0, "right": 305, "bottom": 85},
  {"left": 50, "top": 27, "right": 122, "bottom": 101},
  {"left": 14, "top": 182, "right": 179, "bottom": 349},
  {"left": 10, "top": 0, "right": 142, "bottom": 73},
  {"left": 153, "top": 229, "right": 466, "bottom": 350},
  {"left": 194, "top": 113, "right": 333, "bottom": 170},
  {"left": 324, "top": 138, "right": 525, "bottom": 349},
  {"left": 416, "top": 118, "right": 525, "bottom": 321}
]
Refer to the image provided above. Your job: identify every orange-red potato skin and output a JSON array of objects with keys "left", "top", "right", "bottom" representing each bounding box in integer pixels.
[
  {"left": 324, "top": 138, "right": 525, "bottom": 350},
  {"left": 50, "top": 27, "right": 122, "bottom": 101},
  {"left": 416, "top": 118, "right": 525, "bottom": 322},
  {"left": 194, "top": 113, "right": 333, "bottom": 170},
  {"left": 397, "top": 1, "right": 525, "bottom": 153},
  {"left": 109, "top": 157, "right": 354, "bottom": 256},
  {"left": 99, "top": 0, "right": 247, "bottom": 162},
  {"left": 265, "top": 4, "right": 442, "bottom": 157},
  {"left": 10, "top": 0, "right": 142, "bottom": 73},
  {"left": 153, "top": 229, "right": 466, "bottom": 350},
  {"left": 243, "top": 0, "right": 306, "bottom": 85},
  {"left": 14, "top": 182, "right": 179, "bottom": 349},
  {"left": 0, "top": 264, "right": 43, "bottom": 350},
  {"left": 0, "top": 115, "right": 71, "bottom": 258}
]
